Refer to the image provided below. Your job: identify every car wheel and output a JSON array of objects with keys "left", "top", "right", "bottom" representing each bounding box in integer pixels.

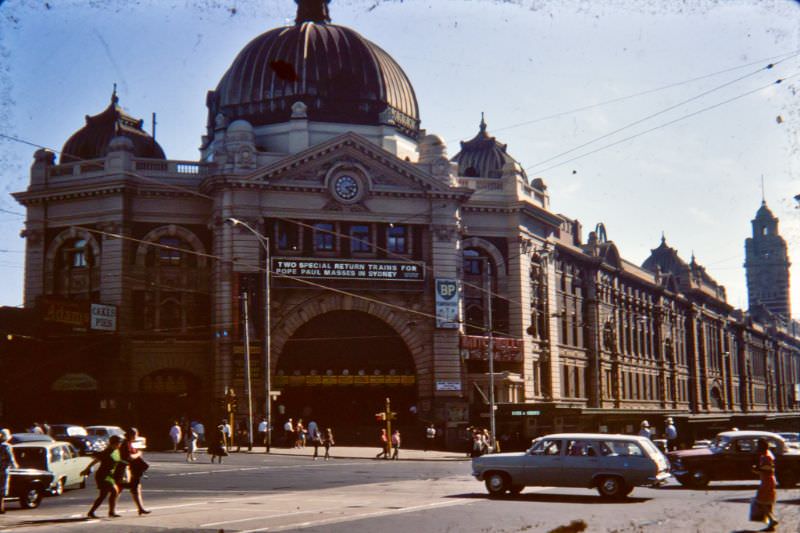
[
  {"left": 52, "top": 478, "right": 65, "bottom": 496},
  {"left": 484, "top": 472, "right": 510, "bottom": 497},
  {"left": 688, "top": 469, "right": 710, "bottom": 488},
  {"left": 509, "top": 484, "right": 524, "bottom": 496},
  {"left": 20, "top": 488, "right": 42, "bottom": 509},
  {"left": 597, "top": 476, "right": 627, "bottom": 499}
]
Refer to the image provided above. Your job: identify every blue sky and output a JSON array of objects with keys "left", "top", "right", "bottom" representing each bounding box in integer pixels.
[{"left": 1, "top": 0, "right": 798, "bottom": 313}]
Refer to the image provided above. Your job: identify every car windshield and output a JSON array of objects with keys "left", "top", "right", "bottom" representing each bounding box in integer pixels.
[
  {"left": 13, "top": 447, "right": 47, "bottom": 470},
  {"left": 107, "top": 427, "right": 125, "bottom": 437},
  {"left": 710, "top": 435, "right": 733, "bottom": 451},
  {"left": 780, "top": 433, "right": 799, "bottom": 443},
  {"left": 66, "top": 426, "right": 88, "bottom": 437}
]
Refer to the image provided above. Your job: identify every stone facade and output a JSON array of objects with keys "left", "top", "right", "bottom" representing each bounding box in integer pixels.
[{"left": 7, "top": 5, "right": 800, "bottom": 447}]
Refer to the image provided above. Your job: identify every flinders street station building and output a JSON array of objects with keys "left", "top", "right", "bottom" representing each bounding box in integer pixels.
[{"left": 2, "top": 0, "right": 799, "bottom": 448}]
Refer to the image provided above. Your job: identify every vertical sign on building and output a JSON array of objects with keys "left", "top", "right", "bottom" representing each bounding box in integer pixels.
[{"left": 435, "top": 278, "right": 460, "bottom": 329}]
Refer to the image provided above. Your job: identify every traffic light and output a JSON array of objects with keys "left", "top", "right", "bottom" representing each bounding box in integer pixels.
[{"left": 375, "top": 412, "right": 386, "bottom": 422}]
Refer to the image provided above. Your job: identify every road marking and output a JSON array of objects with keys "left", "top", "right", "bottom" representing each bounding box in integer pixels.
[
  {"left": 161, "top": 461, "right": 361, "bottom": 477},
  {"left": 237, "top": 499, "right": 475, "bottom": 532},
  {"left": 200, "top": 506, "right": 340, "bottom": 527}
]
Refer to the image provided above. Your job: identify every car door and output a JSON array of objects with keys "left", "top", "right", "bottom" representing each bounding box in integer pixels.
[
  {"left": 523, "top": 438, "right": 564, "bottom": 486},
  {"left": 61, "top": 444, "right": 84, "bottom": 487},
  {"left": 561, "top": 439, "right": 601, "bottom": 487},
  {"left": 48, "top": 445, "right": 63, "bottom": 486},
  {"left": 723, "top": 437, "right": 758, "bottom": 481}
]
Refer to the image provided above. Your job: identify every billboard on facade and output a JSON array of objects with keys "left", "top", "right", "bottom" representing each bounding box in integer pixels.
[
  {"left": 90, "top": 303, "right": 117, "bottom": 331},
  {"left": 435, "top": 278, "right": 460, "bottom": 329},
  {"left": 41, "top": 297, "right": 118, "bottom": 332},
  {"left": 273, "top": 258, "right": 424, "bottom": 281}
]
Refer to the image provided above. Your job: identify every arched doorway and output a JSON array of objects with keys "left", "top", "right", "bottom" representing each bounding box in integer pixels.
[
  {"left": 275, "top": 311, "right": 416, "bottom": 445},
  {"left": 137, "top": 369, "right": 202, "bottom": 449}
]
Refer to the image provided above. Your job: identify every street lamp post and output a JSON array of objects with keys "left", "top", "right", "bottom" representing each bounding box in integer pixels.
[
  {"left": 227, "top": 217, "right": 272, "bottom": 453},
  {"left": 482, "top": 257, "right": 496, "bottom": 451}
]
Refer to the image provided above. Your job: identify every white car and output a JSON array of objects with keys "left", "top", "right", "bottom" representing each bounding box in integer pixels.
[
  {"left": 86, "top": 425, "right": 147, "bottom": 450},
  {"left": 12, "top": 441, "right": 92, "bottom": 495}
]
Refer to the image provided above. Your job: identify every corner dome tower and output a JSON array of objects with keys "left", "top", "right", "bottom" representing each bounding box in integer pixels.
[
  {"left": 205, "top": 0, "right": 420, "bottom": 144},
  {"left": 60, "top": 88, "right": 165, "bottom": 164},
  {"left": 451, "top": 114, "right": 524, "bottom": 179}
]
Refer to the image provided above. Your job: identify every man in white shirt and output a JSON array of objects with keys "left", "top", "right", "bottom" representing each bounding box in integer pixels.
[
  {"left": 257, "top": 417, "right": 268, "bottom": 447},
  {"left": 425, "top": 424, "right": 436, "bottom": 451},
  {"left": 664, "top": 417, "right": 678, "bottom": 451},
  {"left": 638, "top": 420, "right": 652, "bottom": 439},
  {"left": 221, "top": 420, "right": 232, "bottom": 448},
  {"left": 169, "top": 421, "right": 182, "bottom": 452}
]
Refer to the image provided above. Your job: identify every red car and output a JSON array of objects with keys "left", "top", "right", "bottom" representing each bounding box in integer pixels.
[{"left": 668, "top": 430, "right": 800, "bottom": 488}]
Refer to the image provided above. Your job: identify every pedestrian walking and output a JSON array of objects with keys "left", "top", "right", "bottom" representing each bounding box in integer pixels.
[
  {"left": 81, "top": 435, "right": 124, "bottom": 518},
  {"left": 295, "top": 419, "right": 306, "bottom": 448},
  {"left": 471, "top": 429, "right": 485, "bottom": 458},
  {"left": 257, "top": 417, "right": 268, "bottom": 447},
  {"left": 391, "top": 430, "right": 401, "bottom": 460},
  {"left": 0, "top": 429, "right": 18, "bottom": 514},
  {"left": 169, "top": 421, "right": 182, "bottom": 452},
  {"left": 308, "top": 420, "right": 321, "bottom": 460},
  {"left": 120, "top": 427, "right": 150, "bottom": 515},
  {"left": 375, "top": 428, "right": 389, "bottom": 459},
  {"left": 185, "top": 425, "right": 198, "bottom": 462},
  {"left": 424, "top": 424, "right": 436, "bottom": 451},
  {"left": 322, "top": 428, "right": 335, "bottom": 460},
  {"left": 283, "top": 418, "right": 294, "bottom": 448},
  {"left": 638, "top": 420, "right": 652, "bottom": 439},
  {"left": 221, "top": 419, "right": 232, "bottom": 449},
  {"left": 208, "top": 425, "right": 229, "bottom": 464},
  {"left": 664, "top": 417, "right": 678, "bottom": 451},
  {"left": 750, "top": 438, "right": 779, "bottom": 531}
]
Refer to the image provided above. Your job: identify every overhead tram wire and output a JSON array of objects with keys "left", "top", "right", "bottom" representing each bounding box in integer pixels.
[
  {"left": 526, "top": 71, "right": 800, "bottom": 176},
  {"left": 525, "top": 57, "right": 797, "bottom": 173},
  {"left": 3, "top": 133, "right": 544, "bottom": 313},
  {"left": 76, "top": 224, "right": 518, "bottom": 340},
  {"left": 444, "top": 48, "right": 800, "bottom": 143}
]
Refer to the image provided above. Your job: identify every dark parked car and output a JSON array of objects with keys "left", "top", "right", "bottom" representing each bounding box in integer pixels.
[
  {"left": 668, "top": 430, "right": 800, "bottom": 488},
  {"left": 9, "top": 433, "right": 54, "bottom": 444},
  {"left": 49, "top": 424, "right": 106, "bottom": 455},
  {"left": 2, "top": 467, "right": 55, "bottom": 509}
]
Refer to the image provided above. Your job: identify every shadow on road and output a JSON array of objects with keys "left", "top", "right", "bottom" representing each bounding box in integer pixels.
[
  {"left": 658, "top": 483, "right": 757, "bottom": 491},
  {"left": 7, "top": 517, "right": 91, "bottom": 526},
  {"left": 446, "top": 492, "right": 650, "bottom": 504}
]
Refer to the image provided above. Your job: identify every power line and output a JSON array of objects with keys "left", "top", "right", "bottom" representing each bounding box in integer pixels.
[
  {"left": 446, "top": 49, "right": 800, "bottom": 143},
  {"left": 527, "top": 72, "right": 800, "bottom": 176},
  {"left": 526, "top": 57, "right": 795, "bottom": 173}
]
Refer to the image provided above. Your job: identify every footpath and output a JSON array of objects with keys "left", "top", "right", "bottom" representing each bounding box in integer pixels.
[{"left": 194, "top": 445, "right": 469, "bottom": 461}]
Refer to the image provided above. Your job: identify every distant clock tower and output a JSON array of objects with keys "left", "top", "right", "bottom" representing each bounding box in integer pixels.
[{"left": 745, "top": 201, "right": 791, "bottom": 320}]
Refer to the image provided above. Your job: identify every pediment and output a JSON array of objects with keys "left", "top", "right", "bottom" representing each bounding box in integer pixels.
[{"left": 247, "top": 132, "right": 456, "bottom": 196}]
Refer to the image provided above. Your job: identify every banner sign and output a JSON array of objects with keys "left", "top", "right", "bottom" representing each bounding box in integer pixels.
[
  {"left": 271, "top": 374, "right": 415, "bottom": 387},
  {"left": 90, "top": 304, "right": 117, "bottom": 331},
  {"left": 435, "top": 379, "right": 462, "bottom": 391},
  {"left": 273, "top": 258, "right": 424, "bottom": 281},
  {"left": 42, "top": 297, "right": 118, "bottom": 332},
  {"left": 460, "top": 335, "right": 523, "bottom": 362},
  {"left": 435, "top": 278, "right": 460, "bottom": 329}
]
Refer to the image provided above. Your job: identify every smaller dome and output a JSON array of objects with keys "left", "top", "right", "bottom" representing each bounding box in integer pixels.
[
  {"left": 60, "top": 88, "right": 165, "bottom": 164},
  {"left": 451, "top": 114, "right": 525, "bottom": 179},
  {"left": 418, "top": 133, "right": 447, "bottom": 163},
  {"left": 108, "top": 135, "right": 134, "bottom": 152}
]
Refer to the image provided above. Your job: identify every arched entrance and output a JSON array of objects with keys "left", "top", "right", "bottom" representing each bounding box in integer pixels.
[
  {"left": 275, "top": 310, "right": 416, "bottom": 445},
  {"left": 136, "top": 369, "right": 202, "bottom": 448}
]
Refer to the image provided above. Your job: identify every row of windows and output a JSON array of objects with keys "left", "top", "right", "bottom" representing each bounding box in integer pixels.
[{"left": 273, "top": 220, "right": 411, "bottom": 255}]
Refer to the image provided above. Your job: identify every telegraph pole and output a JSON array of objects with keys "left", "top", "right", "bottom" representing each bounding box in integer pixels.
[
  {"left": 242, "top": 292, "right": 254, "bottom": 451},
  {"left": 484, "top": 259, "right": 496, "bottom": 451}
]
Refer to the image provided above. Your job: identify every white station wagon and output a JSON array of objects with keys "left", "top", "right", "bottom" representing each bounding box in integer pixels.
[
  {"left": 472, "top": 433, "right": 670, "bottom": 499},
  {"left": 12, "top": 441, "right": 92, "bottom": 495}
]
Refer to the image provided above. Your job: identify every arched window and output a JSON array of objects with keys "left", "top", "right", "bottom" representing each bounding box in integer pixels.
[
  {"left": 135, "top": 227, "right": 209, "bottom": 334},
  {"left": 51, "top": 235, "right": 99, "bottom": 299}
]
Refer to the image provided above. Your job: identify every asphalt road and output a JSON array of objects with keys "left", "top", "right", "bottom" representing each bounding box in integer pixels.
[{"left": 1, "top": 450, "right": 799, "bottom": 532}]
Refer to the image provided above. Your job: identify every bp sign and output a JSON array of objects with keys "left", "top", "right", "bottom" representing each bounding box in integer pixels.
[{"left": 435, "top": 278, "right": 460, "bottom": 329}]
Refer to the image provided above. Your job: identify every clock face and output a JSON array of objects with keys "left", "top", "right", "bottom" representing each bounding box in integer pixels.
[{"left": 334, "top": 175, "right": 359, "bottom": 201}]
